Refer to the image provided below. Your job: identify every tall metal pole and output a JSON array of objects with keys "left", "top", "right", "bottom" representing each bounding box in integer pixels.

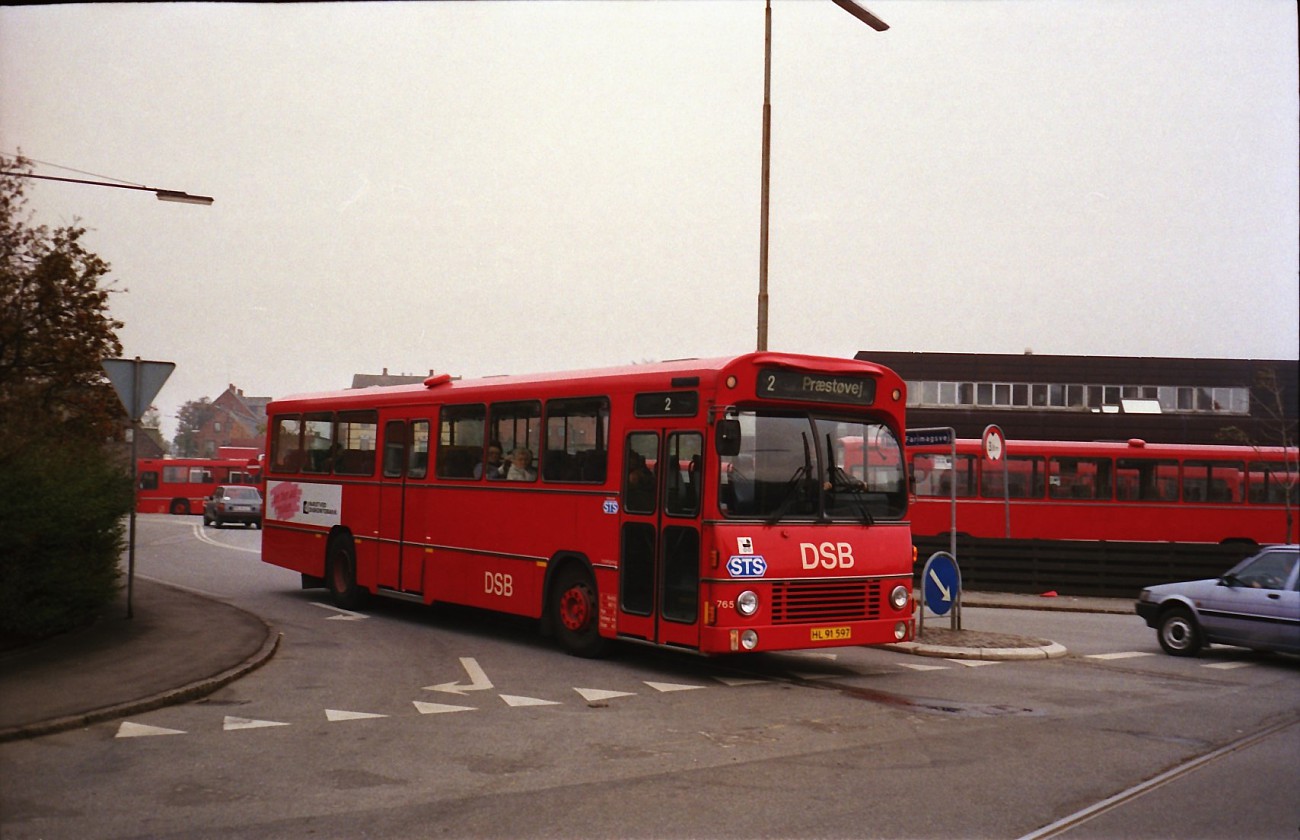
[
  {"left": 127, "top": 358, "right": 140, "bottom": 619},
  {"left": 757, "top": 0, "right": 773, "bottom": 352}
]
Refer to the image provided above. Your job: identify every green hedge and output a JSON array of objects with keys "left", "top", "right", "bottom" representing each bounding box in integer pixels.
[{"left": 0, "top": 443, "right": 131, "bottom": 643}]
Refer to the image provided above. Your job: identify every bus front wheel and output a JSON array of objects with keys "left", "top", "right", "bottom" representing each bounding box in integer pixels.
[
  {"left": 327, "top": 537, "right": 366, "bottom": 611},
  {"left": 170, "top": 499, "right": 190, "bottom": 515},
  {"left": 550, "top": 564, "right": 609, "bottom": 659}
]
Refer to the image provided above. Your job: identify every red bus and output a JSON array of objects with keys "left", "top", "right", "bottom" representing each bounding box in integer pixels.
[
  {"left": 260, "top": 352, "right": 915, "bottom": 656},
  {"left": 908, "top": 438, "right": 1298, "bottom": 545},
  {"left": 136, "top": 457, "right": 262, "bottom": 515}
]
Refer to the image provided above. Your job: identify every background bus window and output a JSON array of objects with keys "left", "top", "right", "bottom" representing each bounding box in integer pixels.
[
  {"left": 1115, "top": 458, "right": 1179, "bottom": 501},
  {"left": 334, "top": 411, "right": 378, "bottom": 476},
  {"left": 544, "top": 397, "right": 609, "bottom": 483},
  {"left": 302, "top": 412, "right": 335, "bottom": 474},
  {"left": 981, "top": 455, "right": 1046, "bottom": 498},
  {"left": 489, "top": 401, "right": 540, "bottom": 472},
  {"left": 270, "top": 416, "right": 302, "bottom": 473},
  {"left": 624, "top": 432, "right": 658, "bottom": 515},
  {"left": 382, "top": 421, "right": 406, "bottom": 479},
  {"left": 1248, "top": 462, "right": 1298, "bottom": 505},
  {"left": 139, "top": 471, "right": 159, "bottom": 491},
  {"left": 913, "top": 453, "right": 976, "bottom": 498},
  {"left": 664, "top": 433, "right": 702, "bottom": 517},
  {"left": 1182, "top": 459, "right": 1243, "bottom": 503},
  {"left": 438, "top": 405, "right": 485, "bottom": 479},
  {"left": 408, "top": 421, "right": 430, "bottom": 479},
  {"left": 1049, "top": 457, "right": 1112, "bottom": 500}
]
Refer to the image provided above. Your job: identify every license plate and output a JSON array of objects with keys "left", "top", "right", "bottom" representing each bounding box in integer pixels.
[{"left": 810, "top": 626, "right": 852, "bottom": 642}]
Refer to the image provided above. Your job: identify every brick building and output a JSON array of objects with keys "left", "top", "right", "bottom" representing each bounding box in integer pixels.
[{"left": 190, "top": 384, "right": 270, "bottom": 457}]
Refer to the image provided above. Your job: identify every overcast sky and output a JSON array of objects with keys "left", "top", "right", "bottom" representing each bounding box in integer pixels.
[{"left": 3, "top": 1, "right": 1296, "bottom": 441}]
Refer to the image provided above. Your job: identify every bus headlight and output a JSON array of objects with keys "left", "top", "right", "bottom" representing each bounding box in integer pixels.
[
  {"left": 737, "top": 590, "right": 759, "bottom": 616},
  {"left": 740, "top": 629, "right": 759, "bottom": 650},
  {"left": 890, "top": 585, "right": 909, "bottom": 611}
]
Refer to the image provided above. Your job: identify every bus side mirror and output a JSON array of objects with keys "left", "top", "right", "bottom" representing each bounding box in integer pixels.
[{"left": 715, "top": 419, "right": 741, "bottom": 457}]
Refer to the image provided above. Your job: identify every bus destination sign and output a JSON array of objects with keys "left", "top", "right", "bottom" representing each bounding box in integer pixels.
[{"left": 757, "top": 369, "right": 875, "bottom": 406}]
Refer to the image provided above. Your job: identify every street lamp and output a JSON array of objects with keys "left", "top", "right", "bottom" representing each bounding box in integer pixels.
[
  {"left": 0, "top": 171, "right": 214, "bottom": 205},
  {"left": 756, "top": 0, "right": 886, "bottom": 351}
]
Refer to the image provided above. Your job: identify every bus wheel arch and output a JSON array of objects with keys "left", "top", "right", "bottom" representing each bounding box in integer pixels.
[
  {"left": 545, "top": 555, "right": 609, "bottom": 658},
  {"left": 326, "top": 528, "right": 367, "bottom": 610}
]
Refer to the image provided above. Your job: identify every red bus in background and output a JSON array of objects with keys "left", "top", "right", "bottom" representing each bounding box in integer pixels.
[
  {"left": 260, "top": 352, "right": 915, "bottom": 656},
  {"left": 136, "top": 457, "right": 262, "bottom": 515},
  {"left": 907, "top": 438, "right": 1298, "bottom": 545}
]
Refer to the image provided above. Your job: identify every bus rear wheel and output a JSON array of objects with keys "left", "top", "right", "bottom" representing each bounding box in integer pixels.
[
  {"left": 327, "top": 537, "right": 366, "bottom": 611},
  {"left": 170, "top": 499, "right": 190, "bottom": 515},
  {"left": 551, "top": 564, "right": 609, "bottom": 658}
]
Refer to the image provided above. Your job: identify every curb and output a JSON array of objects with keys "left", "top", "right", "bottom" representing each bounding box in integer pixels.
[
  {"left": 885, "top": 640, "right": 1069, "bottom": 661},
  {"left": 0, "top": 625, "right": 281, "bottom": 744}
]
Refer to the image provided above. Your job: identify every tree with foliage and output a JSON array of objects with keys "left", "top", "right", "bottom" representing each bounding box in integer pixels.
[
  {"left": 172, "top": 397, "right": 218, "bottom": 456},
  {"left": 0, "top": 155, "right": 132, "bottom": 643}
]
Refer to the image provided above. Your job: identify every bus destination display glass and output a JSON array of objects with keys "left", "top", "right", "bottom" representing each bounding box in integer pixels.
[{"left": 757, "top": 369, "right": 875, "bottom": 406}]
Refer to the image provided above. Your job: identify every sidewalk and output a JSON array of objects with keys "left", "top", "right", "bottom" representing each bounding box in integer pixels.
[
  {"left": 0, "top": 578, "right": 279, "bottom": 743},
  {"left": 0, "top": 582, "right": 1128, "bottom": 742}
]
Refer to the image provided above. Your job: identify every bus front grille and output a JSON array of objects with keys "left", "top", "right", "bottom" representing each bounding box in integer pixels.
[{"left": 770, "top": 579, "right": 882, "bottom": 624}]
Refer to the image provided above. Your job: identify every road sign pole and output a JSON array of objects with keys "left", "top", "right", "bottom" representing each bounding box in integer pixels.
[{"left": 102, "top": 356, "right": 174, "bottom": 620}]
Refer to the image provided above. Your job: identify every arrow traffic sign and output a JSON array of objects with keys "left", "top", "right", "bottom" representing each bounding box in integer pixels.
[{"left": 922, "top": 551, "right": 961, "bottom": 617}]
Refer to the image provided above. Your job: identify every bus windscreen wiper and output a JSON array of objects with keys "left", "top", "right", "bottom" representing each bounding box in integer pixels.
[
  {"left": 825, "top": 433, "right": 874, "bottom": 525},
  {"left": 766, "top": 433, "right": 815, "bottom": 525}
]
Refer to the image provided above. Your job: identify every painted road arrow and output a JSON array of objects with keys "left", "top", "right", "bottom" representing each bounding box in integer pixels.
[{"left": 425, "top": 656, "right": 494, "bottom": 695}]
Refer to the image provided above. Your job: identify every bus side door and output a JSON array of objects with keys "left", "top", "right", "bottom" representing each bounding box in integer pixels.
[
  {"left": 377, "top": 418, "right": 430, "bottom": 596},
  {"left": 618, "top": 430, "right": 703, "bottom": 649}
]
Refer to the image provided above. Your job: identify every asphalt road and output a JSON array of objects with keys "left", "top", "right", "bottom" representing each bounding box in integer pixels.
[{"left": 1, "top": 515, "right": 1296, "bottom": 839}]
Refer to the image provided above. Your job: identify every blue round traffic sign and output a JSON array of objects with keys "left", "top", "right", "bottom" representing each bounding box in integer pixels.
[{"left": 922, "top": 551, "right": 961, "bottom": 616}]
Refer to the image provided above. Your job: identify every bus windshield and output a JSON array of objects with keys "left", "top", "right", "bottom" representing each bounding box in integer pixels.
[{"left": 718, "top": 411, "right": 906, "bottom": 523}]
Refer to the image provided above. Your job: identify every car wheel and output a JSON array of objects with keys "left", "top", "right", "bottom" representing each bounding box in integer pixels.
[
  {"left": 1158, "top": 607, "right": 1202, "bottom": 657},
  {"left": 203, "top": 513, "right": 212, "bottom": 527}
]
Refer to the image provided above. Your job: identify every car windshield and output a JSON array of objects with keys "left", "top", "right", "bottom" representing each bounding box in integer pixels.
[
  {"left": 1225, "top": 549, "right": 1298, "bottom": 590},
  {"left": 718, "top": 410, "right": 906, "bottom": 523},
  {"left": 225, "top": 487, "right": 261, "bottom": 502}
]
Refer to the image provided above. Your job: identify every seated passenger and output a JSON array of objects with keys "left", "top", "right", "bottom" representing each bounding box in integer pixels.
[
  {"left": 505, "top": 448, "right": 537, "bottom": 481},
  {"left": 475, "top": 442, "right": 505, "bottom": 480}
]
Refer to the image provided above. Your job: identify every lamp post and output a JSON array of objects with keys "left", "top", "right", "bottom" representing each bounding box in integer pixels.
[
  {"left": 756, "top": 0, "right": 886, "bottom": 351},
  {"left": 0, "top": 171, "right": 214, "bottom": 205}
]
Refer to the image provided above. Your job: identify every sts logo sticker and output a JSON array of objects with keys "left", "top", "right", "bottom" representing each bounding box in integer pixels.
[{"left": 727, "top": 555, "right": 767, "bottom": 578}]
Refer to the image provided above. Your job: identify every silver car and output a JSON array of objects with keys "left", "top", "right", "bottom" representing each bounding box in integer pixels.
[
  {"left": 202, "top": 485, "right": 264, "bottom": 529},
  {"left": 1136, "top": 545, "right": 1299, "bottom": 656}
]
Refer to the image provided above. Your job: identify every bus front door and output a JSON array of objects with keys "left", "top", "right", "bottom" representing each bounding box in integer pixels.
[{"left": 618, "top": 430, "right": 703, "bottom": 650}]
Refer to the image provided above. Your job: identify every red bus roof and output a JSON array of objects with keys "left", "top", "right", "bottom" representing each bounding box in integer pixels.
[{"left": 269, "top": 352, "right": 904, "bottom": 410}]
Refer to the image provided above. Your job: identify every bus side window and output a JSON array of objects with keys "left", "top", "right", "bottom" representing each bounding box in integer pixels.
[
  {"left": 438, "top": 405, "right": 486, "bottom": 480},
  {"left": 139, "top": 471, "right": 159, "bottom": 491}
]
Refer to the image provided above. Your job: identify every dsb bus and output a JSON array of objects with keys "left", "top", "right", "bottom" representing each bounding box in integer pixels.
[
  {"left": 908, "top": 438, "right": 1297, "bottom": 545},
  {"left": 260, "top": 353, "right": 915, "bottom": 656},
  {"left": 136, "top": 457, "right": 262, "bottom": 515}
]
